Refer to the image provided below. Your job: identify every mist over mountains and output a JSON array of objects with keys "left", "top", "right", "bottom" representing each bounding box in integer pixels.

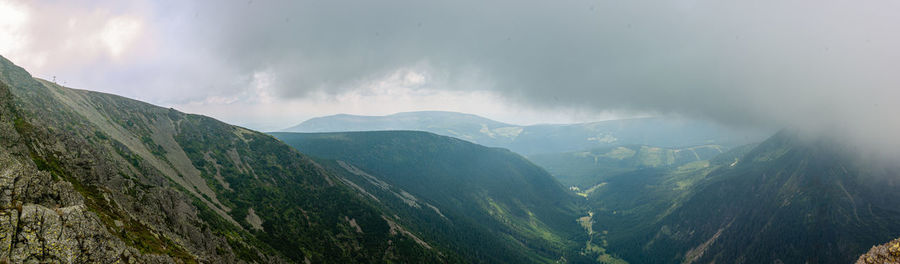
[
  {"left": 585, "top": 131, "right": 900, "bottom": 263},
  {"left": 2, "top": 50, "right": 900, "bottom": 263},
  {"left": 7, "top": 0, "right": 900, "bottom": 161},
  {"left": 280, "top": 109, "right": 900, "bottom": 263},
  {"left": 3, "top": 0, "right": 900, "bottom": 262}
]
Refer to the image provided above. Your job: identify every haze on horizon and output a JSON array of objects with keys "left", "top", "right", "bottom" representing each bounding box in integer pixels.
[{"left": 2, "top": 0, "right": 899, "bottom": 159}]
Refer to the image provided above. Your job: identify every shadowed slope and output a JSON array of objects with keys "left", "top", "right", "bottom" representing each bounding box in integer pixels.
[
  {"left": 272, "top": 131, "right": 590, "bottom": 263},
  {"left": 605, "top": 132, "right": 900, "bottom": 263}
]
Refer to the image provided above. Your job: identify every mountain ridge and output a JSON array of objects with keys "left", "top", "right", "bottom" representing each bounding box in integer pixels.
[
  {"left": 0, "top": 54, "right": 447, "bottom": 263},
  {"left": 287, "top": 111, "right": 514, "bottom": 131},
  {"left": 599, "top": 131, "right": 900, "bottom": 263},
  {"left": 284, "top": 111, "right": 769, "bottom": 155}
]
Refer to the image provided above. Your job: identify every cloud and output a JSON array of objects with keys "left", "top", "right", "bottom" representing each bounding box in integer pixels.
[
  {"left": 172, "top": 66, "right": 620, "bottom": 131},
  {"left": 3, "top": 0, "right": 900, "bottom": 159},
  {"left": 98, "top": 16, "right": 143, "bottom": 58},
  {"left": 0, "top": 1, "right": 29, "bottom": 58},
  {"left": 0, "top": 1, "right": 153, "bottom": 68},
  {"left": 180, "top": 1, "right": 900, "bottom": 122},
  {"left": 194, "top": 0, "right": 900, "bottom": 158}
]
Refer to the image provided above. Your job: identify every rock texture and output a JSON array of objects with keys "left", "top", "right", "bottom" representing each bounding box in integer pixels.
[
  {"left": 858, "top": 238, "right": 900, "bottom": 264},
  {"left": 0, "top": 55, "right": 211, "bottom": 263}
]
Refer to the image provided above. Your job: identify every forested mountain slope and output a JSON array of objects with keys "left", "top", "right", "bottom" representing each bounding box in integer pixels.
[
  {"left": 272, "top": 131, "right": 592, "bottom": 263},
  {"left": 594, "top": 132, "right": 900, "bottom": 263}
]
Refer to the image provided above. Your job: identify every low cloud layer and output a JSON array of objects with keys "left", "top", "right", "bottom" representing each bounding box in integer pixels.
[{"left": 2, "top": 0, "right": 900, "bottom": 158}]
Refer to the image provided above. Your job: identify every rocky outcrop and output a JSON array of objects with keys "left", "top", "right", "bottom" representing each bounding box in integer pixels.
[
  {"left": 1, "top": 68, "right": 173, "bottom": 263},
  {"left": 858, "top": 238, "right": 900, "bottom": 264}
]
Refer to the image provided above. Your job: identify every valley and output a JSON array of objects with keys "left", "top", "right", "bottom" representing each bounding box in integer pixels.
[
  {"left": 1, "top": 53, "right": 899, "bottom": 263},
  {"left": 278, "top": 117, "right": 900, "bottom": 263},
  {"left": 272, "top": 131, "right": 589, "bottom": 263}
]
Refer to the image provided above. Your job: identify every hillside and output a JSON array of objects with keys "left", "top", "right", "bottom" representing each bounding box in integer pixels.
[
  {"left": 594, "top": 131, "right": 900, "bottom": 263},
  {"left": 573, "top": 144, "right": 755, "bottom": 263},
  {"left": 283, "top": 112, "right": 768, "bottom": 155},
  {"left": 0, "top": 55, "right": 446, "bottom": 262},
  {"left": 271, "top": 131, "right": 592, "bottom": 263}
]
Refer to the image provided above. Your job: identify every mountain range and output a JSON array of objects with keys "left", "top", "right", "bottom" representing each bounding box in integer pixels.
[
  {"left": 283, "top": 112, "right": 769, "bottom": 155},
  {"left": 1, "top": 53, "right": 898, "bottom": 263}
]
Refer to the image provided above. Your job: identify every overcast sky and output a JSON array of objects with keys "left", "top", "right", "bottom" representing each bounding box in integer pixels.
[
  {"left": 0, "top": 0, "right": 633, "bottom": 130},
  {"left": 2, "top": 0, "right": 900, "bottom": 158}
]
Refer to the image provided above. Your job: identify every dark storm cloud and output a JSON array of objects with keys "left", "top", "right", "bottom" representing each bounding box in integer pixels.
[
  {"left": 6, "top": 0, "right": 900, "bottom": 157},
  {"left": 189, "top": 0, "right": 900, "bottom": 154}
]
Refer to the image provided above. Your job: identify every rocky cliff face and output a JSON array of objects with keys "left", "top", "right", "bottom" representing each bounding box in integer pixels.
[
  {"left": 1, "top": 76, "right": 170, "bottom": 263},
  {"left": 0, "top": 55, "right": 445, "bottom": 263}
]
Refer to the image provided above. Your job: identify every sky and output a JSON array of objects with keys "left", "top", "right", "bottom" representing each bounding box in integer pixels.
[
  {"left": 2, "top": 0, "right": 900, "bottom": 159},
  {"left": 0, "top": 0, "right": 630, "bottom": 130}
]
